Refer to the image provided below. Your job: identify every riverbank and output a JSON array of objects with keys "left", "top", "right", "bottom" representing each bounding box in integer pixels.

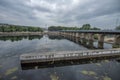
[{"left": 0, "top": 32, "right": 43, "bottom": 36}]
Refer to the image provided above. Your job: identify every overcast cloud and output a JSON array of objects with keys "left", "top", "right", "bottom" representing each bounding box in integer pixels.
[{"left": 0, "top": 0, "right": 120, "bottom": 29}]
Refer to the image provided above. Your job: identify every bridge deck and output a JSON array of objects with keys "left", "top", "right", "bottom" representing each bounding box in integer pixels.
[
  {"left": 60, "top": 30, "right": 120, "bottom": 34},
  {"left": 20, "top": 48, "right": 120, "bottom": 64}
]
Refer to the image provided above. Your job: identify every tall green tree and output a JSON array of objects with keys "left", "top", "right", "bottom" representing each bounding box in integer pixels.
[{"left": 81, "top": 24, "right": 91, "bottom": 30}]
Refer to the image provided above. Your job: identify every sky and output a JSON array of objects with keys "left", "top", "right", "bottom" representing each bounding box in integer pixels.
[{"left": 0, "top": 0, "right": 120, "bottom": 29}]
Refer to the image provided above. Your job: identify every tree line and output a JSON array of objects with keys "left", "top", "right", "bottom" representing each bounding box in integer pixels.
[
  {"left": 0, "top": 23, "right": 43, "bottom": 32},
  {"left": 48, "top": 24, "right": 101, "bottom": 31}
]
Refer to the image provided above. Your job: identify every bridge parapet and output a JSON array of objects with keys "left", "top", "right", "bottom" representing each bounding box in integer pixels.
[{"left": 59, "top": 30, "right": 120, "bottom": 34}]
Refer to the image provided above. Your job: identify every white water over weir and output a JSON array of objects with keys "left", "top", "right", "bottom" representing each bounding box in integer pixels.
[{"left": 20, "top": 48, "right": 120, "bottom": 64}]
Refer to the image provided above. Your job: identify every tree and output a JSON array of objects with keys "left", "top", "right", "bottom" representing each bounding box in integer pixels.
[
  {"left": 48, "top": 26, "right": 80, "bottom": 31},
  {"left": 0, "top": 23, "right": 43, "bottom": 32},
  {"left": 81, "top": 24, "right": 91, "bottom": 30},
  {"left": 48, "top": 24, "right": 101, "bottom": 31},
  {"left": 91, "top": 27, "right": 100, "bottom": 30}
]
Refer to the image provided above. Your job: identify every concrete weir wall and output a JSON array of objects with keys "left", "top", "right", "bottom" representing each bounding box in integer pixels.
[{"left": 20, "top": 48, "right": 120, "bottom": 70}]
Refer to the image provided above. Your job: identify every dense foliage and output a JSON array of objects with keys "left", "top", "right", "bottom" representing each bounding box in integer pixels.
[
  {"left": 48, "top": 26, "right": 80, "bottom": 31},
  {"left": 48, "top": 24, "right": 100, "bottom": 31},
  {"left": 0, "top": 23, "right": 43, "bottom": 32}
]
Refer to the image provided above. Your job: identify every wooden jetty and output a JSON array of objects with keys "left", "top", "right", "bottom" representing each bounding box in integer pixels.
[{"left": 20, "top": 48, "right": 120, "bottom": 68}]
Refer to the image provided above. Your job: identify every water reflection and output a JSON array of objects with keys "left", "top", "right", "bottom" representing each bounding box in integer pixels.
[
  {"left": 48, "top": 35, "right": 97, "bottom": 49},
  {"left": 48, "top": 35, "right": 64, "bottom": 40},
  {"left": 21, "top": 57, "right": 119, "bottom": 70},
  {"left": 64, "top": 37, "right": 113, "bottom": 49},
  {"left": 0, "top": 35, "right": 119, "bottom": 80},
  {"left": 0, "top": 35, "right": 43, "bottom": 42},
  {"left": 0, "top": 35, "right": 113, "bottom": 49}
]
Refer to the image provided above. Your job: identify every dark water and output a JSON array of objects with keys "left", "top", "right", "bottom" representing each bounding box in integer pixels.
[{"left": 0, "top": 35, "right": 120, "bottom": 80}]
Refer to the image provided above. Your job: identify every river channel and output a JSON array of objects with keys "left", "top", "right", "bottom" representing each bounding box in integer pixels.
[{"left": 0, "top": 35, "right": 120, "bottom": 80}]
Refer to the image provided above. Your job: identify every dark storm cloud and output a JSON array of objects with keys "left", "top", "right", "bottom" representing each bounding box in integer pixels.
[
  {"left": 0, "top": 0, "right": 120, "bottom": 29},
  {"left": 57, "top": 0, "right": 120, "bottom": 24}
]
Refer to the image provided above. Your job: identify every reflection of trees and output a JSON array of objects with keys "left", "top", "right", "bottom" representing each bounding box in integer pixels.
[
  {"left": 48, "top": 35, "right": 65, "bottom": 40},
  {"left": 28, "top": 35, "right": 43, "bottom": 40},
  {"left": 0, "top": 35, "right": 43, "bottom": 42}
]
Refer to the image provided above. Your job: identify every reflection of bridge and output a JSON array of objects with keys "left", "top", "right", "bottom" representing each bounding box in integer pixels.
[
  {"left": 21, "top": 48, "right": 120, "bottom": 69},
  {"left": 50, "top": 30, "right": 120, "bottom": 48}
]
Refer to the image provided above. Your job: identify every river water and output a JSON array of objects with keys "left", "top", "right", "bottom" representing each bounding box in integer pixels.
[{"left": 0, "top": 35, "right": 120, "bottom": 80}]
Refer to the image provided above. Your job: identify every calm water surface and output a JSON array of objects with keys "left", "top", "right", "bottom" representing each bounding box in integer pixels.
[{"left": 0, "top": 35, "right": 120, "bottom": 80}]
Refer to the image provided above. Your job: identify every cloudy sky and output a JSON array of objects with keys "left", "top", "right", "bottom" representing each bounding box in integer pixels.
[{"left": 0, "top": 0, "right": 120, "bottom": 29}]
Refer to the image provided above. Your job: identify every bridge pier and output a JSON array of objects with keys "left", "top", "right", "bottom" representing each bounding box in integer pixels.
[
  {"left": 113, "top": 35, "right": 120, "bottom": 48},
  {"left": 87, "top": 33, "right": 94, "bottom": 48},
  {"left": 62, "top": 32, "right": 65, "bottom": 37},
  {"left": 75, "top": 33, "right": 80, "bottom": 43},
  {"left": 65, "top": 32, "right": 68, "bottom": 38},
  {"left": 72, "top": 32, "right": 76, "bottom": 41},
  {"left": 81, "top": 33, "right": 86, "bottom": 39},
  {"left": 79, "top": 33, "right": 82, "bottom": 43},
  {"left": 74, "top": 32, "right": 76, "bottom": 38},
  {"left": 88, "top": 40, "right": 94, "bottom": 48},
  {"left": 69, "top": 32, "right": 72, "bottom": 40},
  {"left": 81, "top": 33, "right": 87, "bottom": 45},
  {"left": 98, "top": 34, "right": 105, "bottom": 49},
  {"left": 59, "top": 30, "right": 120, "bottom": 49},
  {"left": 66, "top": 32, "right": 69, "bottom": 38},
  {"left": 88, "top": 33, "right": 94, "bottom": 41},
  {"left": 68, "top": 32, "right": 71, "bottom": 38}
]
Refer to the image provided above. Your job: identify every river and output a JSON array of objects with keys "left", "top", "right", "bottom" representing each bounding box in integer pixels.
[{"left": 0, "top": 35, "right": 120, "bottom": 80}]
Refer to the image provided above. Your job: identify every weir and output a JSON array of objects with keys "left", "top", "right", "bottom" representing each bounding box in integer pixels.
[{"left": 20, "top": 48, "right": 120, "bottom": 69}]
